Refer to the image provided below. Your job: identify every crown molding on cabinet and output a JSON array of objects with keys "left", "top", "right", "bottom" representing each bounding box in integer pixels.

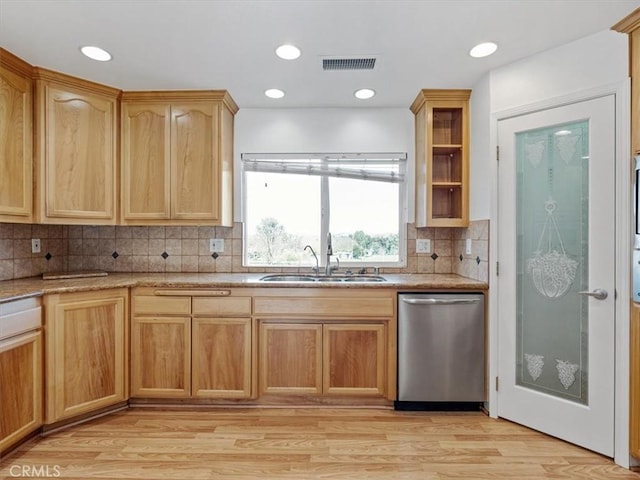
[
  {"left": 612, "top": 7, "right": 640, "bottom": 33},
  {"left": 121, "top": 90, "right": 238, "bottom": 114},
  {"left": 0, "top": 48, "right": 33, "bottom": 78},
  {"left": 410, "top": 88, "right": 473, "bottom": 114}
]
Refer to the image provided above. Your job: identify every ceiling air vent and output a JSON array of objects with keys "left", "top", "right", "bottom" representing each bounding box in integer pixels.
[{"left": 322, "top": 57, "right": 376, "bottom": 71}]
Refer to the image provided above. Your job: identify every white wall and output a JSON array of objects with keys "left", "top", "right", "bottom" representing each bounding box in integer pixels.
[
  {"left": 234, "top": 108, "right": 414, "bottom": 222},
  {"left": 490, "top": 30, "right": 628, "bottom": 113},
  {"left": 469, "top": 75, "right": 492, "bottom": 220},
  {"left": 235, "top": 30, "right": 629, "bottom": 224},
  {"left": 468, "top": 30, "right": 629, "bottom": 220}
]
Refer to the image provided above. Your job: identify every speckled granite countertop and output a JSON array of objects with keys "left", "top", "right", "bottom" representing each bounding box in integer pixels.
[{"left": 0, "top": 273, "right": 488, "bottom": 303}]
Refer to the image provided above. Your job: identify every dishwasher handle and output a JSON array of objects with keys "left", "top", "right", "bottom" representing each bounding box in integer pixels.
[{"left": 401, "top": 297, "right": 481, "bottom": 306}]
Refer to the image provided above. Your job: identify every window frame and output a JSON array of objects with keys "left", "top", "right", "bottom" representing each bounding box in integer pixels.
[{"left": 241, "top": 154, "right": 407, "bottom": 269}]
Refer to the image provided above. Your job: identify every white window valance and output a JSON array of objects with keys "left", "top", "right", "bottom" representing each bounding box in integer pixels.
[{"left": 241, "top": 152, "right": 407, "bottom": 183}]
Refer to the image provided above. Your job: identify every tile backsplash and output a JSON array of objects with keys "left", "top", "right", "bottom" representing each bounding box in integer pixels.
[
  {"left": 0, "top": 223, "right": 68, "bottom": 280},
  {"left": 0, "top": 220, "right": 489, "bottom": 283}
]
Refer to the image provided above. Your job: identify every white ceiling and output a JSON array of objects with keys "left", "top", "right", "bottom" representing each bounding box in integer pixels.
[{"left": 1, "top": 0, "right": 638, "bottom": 109}]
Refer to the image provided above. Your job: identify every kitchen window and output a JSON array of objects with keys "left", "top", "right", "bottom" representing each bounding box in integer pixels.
[{"left": 241, "top": 153, "right": 407, "bottom": 268}]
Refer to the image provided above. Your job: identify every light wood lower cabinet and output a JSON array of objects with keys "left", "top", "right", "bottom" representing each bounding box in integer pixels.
[
  {"left": 45, "top": 289, "right": 128, "bottom": 424},
  {"left": 256, "top": 288, "right": 395, "bottom": 400},
  {"left": 0, "top": 331, "right": 42, "bottom": 452},
  {"left": 259, "top": 322, "right": 386, "bottom": 397},
  {"left": 130, "top": 288, "right": 254, "bottom": 399},
  {"left": 131, "top": 316, "right": 191, "bottom": 397},
  {"left": 192, "top": 318, "right": 252, "bottom": 398},
  {"left": 259, "top": 323, "right": 323, "bottom": 395},
  {"left": 323, "top": 324, "right": 386, "bottom": 396},
  {"left": 130, "top": 287, "right": 396, "bottom": 403}
]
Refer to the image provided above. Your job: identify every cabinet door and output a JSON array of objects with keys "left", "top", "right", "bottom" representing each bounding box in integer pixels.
[
  {"left": 171, "top": 102, "right": 220, "bottom": 221},
  {"left": 45, "top": 290, "right": 127, "bottom": 423},
  {"left": 0, "top": 62, "right": 32, "bottom": 223},
  {"left": 323, "top": 324, "right": 386, "bottom": 396},
  {"left": 259, "top": 323, "right": 322, "bottom": 395},
  {"left": 38, "top": 82, "right": 116, "bottom": 223},
  {"left": 131, "top": 316, "right": 190, "bottom": 398},
  {"left": 121, "top": 102, "right": 171, "bottom": 221},
  {"left": 0, "top": 331, "right": 42, "bottom": 452},
  {"left": 192, "top": 317, "right": 252, "bottom": 398}
]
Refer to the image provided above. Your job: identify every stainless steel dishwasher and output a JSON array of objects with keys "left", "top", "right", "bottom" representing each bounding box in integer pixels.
[{"left": 396, "top": 293, "right": 485, "bottom": 410}]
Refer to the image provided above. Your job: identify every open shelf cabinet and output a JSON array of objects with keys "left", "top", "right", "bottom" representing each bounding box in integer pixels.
[{"left": 411, "top": 89, "right": 470, "bottom": 227}]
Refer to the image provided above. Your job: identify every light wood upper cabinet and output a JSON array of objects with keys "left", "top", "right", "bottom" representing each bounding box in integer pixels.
[
  {"left": 121, "top": 91, "right": 238, "bottom": 226},
  {"left": 33, "top": 68, "right": 119, "bottom": 224},
  {"left": 121, "top": 102, "right": 171, "bottom": 220},
  {"left": 171, "top": 102, "right": 218, "bottom": 220},
  {"left": 411, "top": 89, "right": 471, "bottom": 227},
  {"left": 0, "top": 49, "right": 33, "bottom": 223},
  {"left": 44, "top": 289, "right": 128, "bottom": 423}
]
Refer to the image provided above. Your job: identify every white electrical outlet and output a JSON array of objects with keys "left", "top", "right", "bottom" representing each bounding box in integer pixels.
[
  {"left": 209, "top": 238, "right": 224, "bottom": 253},
  {"left": 465, "top": 238, "right": 472, "bottom": 255},
  {"left": 31, "top": 238, "right": 41, "bottom": 253},
  {"left": 416, "top": 239, "right": 431, "bottom": 254}
]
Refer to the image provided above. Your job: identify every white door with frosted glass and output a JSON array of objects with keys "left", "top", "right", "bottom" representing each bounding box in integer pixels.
[{"left": 497, "top": 95, "right": 615, "bottom": 456}]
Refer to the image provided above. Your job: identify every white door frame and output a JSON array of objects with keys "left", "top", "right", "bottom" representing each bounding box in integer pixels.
[{"left": 488, "top": 80, "right": 631, "bottom": 467}]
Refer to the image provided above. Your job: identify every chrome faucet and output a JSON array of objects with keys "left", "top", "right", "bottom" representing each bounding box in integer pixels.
[
  {"left": 325, "top": 232, "right": 339, "bottom": 275},
  {"left": 304, "top": 245, "right": 319, "bottom": 275}
]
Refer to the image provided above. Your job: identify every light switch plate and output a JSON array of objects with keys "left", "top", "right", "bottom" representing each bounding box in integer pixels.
[
  {"left": 209, "top": 238, "right": 224, "bottom": 253},
  {"left": 416, "top": 239, "right": 431, "bottom": 254},
  {"left": 465, "top": 238, "right": 472, "bottom": 255},
  {"left": 31, "top": 238, "right": 41, "bottom": 253}
]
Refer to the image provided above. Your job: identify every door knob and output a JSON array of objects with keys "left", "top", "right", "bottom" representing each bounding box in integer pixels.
[{"left": 577, "top": 288, "right": 608, "bottom": 300}]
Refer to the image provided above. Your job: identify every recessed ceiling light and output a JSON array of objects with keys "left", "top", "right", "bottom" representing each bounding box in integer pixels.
[
  {"left": 469, "top": 42, "right": 498, "bottom": 58},
  {"left": 265, "top": 88, "right": 285, "bottom": 99},
  {"left": 354, "top": 88, "right": 375, "bottom": 100},
  {"left": 80, "top": 45, "right": 112, "bottom": 62},
  {"left": 275, "top": 44, "right": 301, "bottom": 60}
]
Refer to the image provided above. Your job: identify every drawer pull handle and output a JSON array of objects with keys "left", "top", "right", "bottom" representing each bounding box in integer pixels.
[{"left": 153, "top": 289, "right": 231, "bottom": 297}]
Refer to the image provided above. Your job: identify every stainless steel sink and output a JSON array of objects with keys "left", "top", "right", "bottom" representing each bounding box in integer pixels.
[
  {"left": 342, "top": 276, "right": 386, "bottom": 282},
  {"left": 258, "top": 274, "right": 385, "bottom": 283},
  {"left": 259, "top": 275, "right": 317, "bottom": 282}
]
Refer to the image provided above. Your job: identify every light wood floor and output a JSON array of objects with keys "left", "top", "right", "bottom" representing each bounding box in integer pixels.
[{"left": 0, "top": 408, "right": 638, "bottom": 479}]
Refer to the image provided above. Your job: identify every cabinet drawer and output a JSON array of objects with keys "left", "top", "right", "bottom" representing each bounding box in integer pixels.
[
  {"left": 0, "top": 305, "right": 42, "bottom": 341},
  {"left": 254, "top": 297, "right": 393, "bottom": 318},
  {"left": 134, "top": 296, "right": 191, "bottom": 315},
  {"left": 192, "top": 297, "right": 251, "bottom": 316}
]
